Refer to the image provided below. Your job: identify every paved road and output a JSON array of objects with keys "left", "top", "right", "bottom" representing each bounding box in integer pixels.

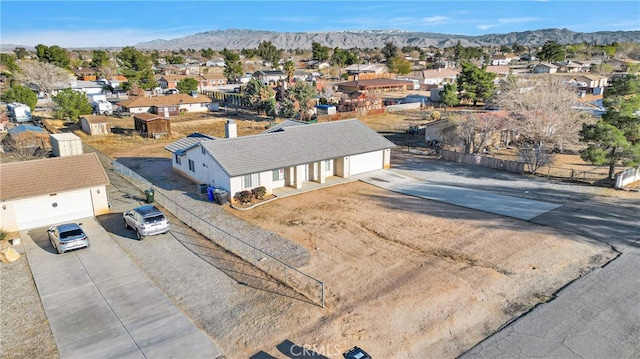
[{"left": 22, "top": 217, "right": 223, "bottom": 359}]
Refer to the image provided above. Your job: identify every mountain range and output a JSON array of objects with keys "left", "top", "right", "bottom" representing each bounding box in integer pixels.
[{"left": 133, "top": 28, "right": 640, "bottom": 50}]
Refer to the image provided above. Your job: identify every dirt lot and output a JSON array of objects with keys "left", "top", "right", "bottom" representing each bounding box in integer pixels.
[{"left": 226, "top": 181, "right": 617, "bottom": 358}]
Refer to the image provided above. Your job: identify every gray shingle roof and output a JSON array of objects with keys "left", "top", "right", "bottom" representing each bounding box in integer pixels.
[
  {"left": 202, "top": 119, "right": 396, "bottom": 177},
  {"left": 262, "top": 119, "right": 308, "bottom": 134},
  {"left": 165, "top": 132, "right": 218, "bottom": 155}
]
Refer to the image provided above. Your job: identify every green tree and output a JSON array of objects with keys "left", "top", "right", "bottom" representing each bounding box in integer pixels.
[
  {"left": 579, "top": 75, "right": 640, "bottom": 179},
  {"left": 34, "top": 44, "right": 71, "bottom": 68},
  {"left": 14, "top": 47, "right": 28, "bottom": 59},
  {"left": 0, "top": 53, "right": 20, "bottom": 74},
  {"left": 537, "top": 40, "right": 565, "bottom": 62},
  {"left": 222, "top": 48, "right": 244, "bottom": 82},
  {"left": 280, "top": 82, "right": 318, "bottom": 120},
  {"left": 456, "top": 62, "right": 496, "bottom": 106},
  {"left": 117, "top": 46, "right": 156, "bottom": 90},
  {"left": 387, "top": 56, "right": 412, "bottom": 75},
  {"left": 0, "top": 84, "right": 38, "bottom": 111},
  {"left": 201, "top": 48, "right": 214, "bottom": 59},
  {"left": 90, "top": 50, "right": 110, "bottom": 67},
  {"left": 164, "top": 54, "right": 185, "bottom": 64},
  {"left": 257, "top": 41, "right": 283, "bottom": 68},
  {"left": 283, "top": 59, "right": 296, "bottom": 83},
  {"left": 176, "top": 77, "right": 198, "bottom": 94},
  {"left": 243, "top": 77, "right": 276, "bottom": 115},
  {"left": 440, "top": 83, "right": 460, "bottom": 109},
  {"left": 311, "top": 41, "right": 330, "bottom": 62},
  {"left": 52, "top": 88, "right": 93, "bottom": 122},
  {"left": 512, "top": 42, "right": 525, "bottom": 53},
  {"left": 381, "top": 41, "right": 399, "bottom": 60}
]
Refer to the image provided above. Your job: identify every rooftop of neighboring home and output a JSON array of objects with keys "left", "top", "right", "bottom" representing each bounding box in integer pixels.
[
  {"left": 165, "top": 132, "right": 218, "bottom": 155},
  {"left": 419, "top": 68, "right": 460, "bottom": 79},
  {"left": 134, "top": 113, "right": 170, "bottom": 121},
  {"left": 160, "top": 75, "right": 202, "bottom": 82},
  {"left": 118, "top": 94, "right": 212, "bottom": 108},
  {"left": 0, "top": 153, "right": 109, "bottom": 201},
  {"left": 344, "top": 63, "right": 388, "bottom": 73},
  {"left": 7, "top": 124, "right": 47, "bottom": 135},
  {"left": 337, "top": 78, "right": 414, "bottom": 89}
]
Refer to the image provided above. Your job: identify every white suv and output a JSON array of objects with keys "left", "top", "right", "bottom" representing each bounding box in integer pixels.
[{"left": 123, "top": 205, "right": 170, "bottom": 240}]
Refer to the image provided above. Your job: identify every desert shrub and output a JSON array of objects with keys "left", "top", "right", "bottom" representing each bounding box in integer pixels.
[
  {"left": 0, "top": 228, "right": 6, "bottom": 241},
  {"left": 252, "top": 186, "right": 267, "bottom": 200},
  {"left": 233, "top": 190, "right": 253, "bottom": 204}
]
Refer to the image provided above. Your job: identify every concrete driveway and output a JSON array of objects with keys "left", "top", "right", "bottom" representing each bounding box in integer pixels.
[
  {"left": 356, "top": 170, "right": 561, "bottom": 220},
  {"left": 22, "top": 217, "right": 223, "bottom": 359}
]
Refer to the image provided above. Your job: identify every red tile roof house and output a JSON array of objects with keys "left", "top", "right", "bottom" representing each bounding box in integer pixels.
[
  {"left": 0, "top": 153, "right": 110, "bottom": 231},
  {"left": 117, "top": 93, "right": 213, "bottom": 115}
]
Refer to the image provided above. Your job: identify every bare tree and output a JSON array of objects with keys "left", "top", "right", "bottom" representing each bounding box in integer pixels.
[
  {"left": 496, "top": 76, "right": 592, "bottom": 152},
  {"left": 517, "top": 146, "right": 555, "bottom": 174},
  {"left": 442, "top": 113, "right": 506, "bottom": 154},
  {"left": 15, "top": 60, "right": 71, "bottom": 99}
]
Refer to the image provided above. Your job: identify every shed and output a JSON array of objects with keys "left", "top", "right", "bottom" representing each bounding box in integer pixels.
[
  {"left": 50, "top": 133, "right": 83, "bottom": 157},
  {"left": 4, "top": 125, "right": 51, "bottom": 151},
  {"left": 134, "top": 113, "right": 171, "bottom": 138},
  {"left": 80, "top": 115, "right": 110, "bottom": 135},
  {"left": 315, "top": 104, "right": 336, "bottom": 115}
]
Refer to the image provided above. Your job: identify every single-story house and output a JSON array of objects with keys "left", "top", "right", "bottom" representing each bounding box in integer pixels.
[
  {"left": 200, "top": 74, "right": 228, "bottom": 89},
  {"left": 344, "top": 64, "right": 388, "bottom": 75},
  {"left": 134, "top": 113, "right": 171, "bottom": 138},
  {"left": 533, "top": 63, "right": 559, "bottom": 74},
  {"left": 158, "top": 75, "right": 202, "bottom": 89},
  {"left": 485, "top": 65, "right": 511, "bottom": 79},
  {"left": 80, "top": 115, "right": 110, "bottom": 135},
  {"left": 0, "top": 153, "right": 110, "bottom": 231},
  {"left": 566, "top": 74, "right": 609, "bottom": 96},
  {"left": 336, "top": 78, "right": 414, "bottom": 93},
  {"left": 202, "top": 59, "right": 226, "bottom": 67},
  {"left": 165, "top": 119, "right": 395, "bottom": 199},
  {"left": 253, "top": 70, "right": 287, "bottom": 84},
  {"left": 406, "top": 68, "right": 460, "bottom": 86},
  {"left": 118, "top": 93, "right": 212, "bottom": 115}
]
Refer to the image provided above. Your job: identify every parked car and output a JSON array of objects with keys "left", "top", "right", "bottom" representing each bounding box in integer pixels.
[
  {"left": 343, "top": 346, "right": 371, "bottom": 359},
  {"left": 123, "top": 205, "right": 170, "bottom": 240},
  {"left": 165, "top": 89, "right": 179, "bottom": 95},
  {"left": 47, "top": 223, "right": 90, "bottom": 254}
]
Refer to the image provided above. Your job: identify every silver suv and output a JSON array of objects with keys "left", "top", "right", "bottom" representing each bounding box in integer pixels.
[{"left": 123, "top": 205, "right": 170, "bottom": 240}]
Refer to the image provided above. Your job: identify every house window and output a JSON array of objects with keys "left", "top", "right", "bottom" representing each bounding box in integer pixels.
[
  {"left": 272, "top": 168, "right": 285, "bottom": 181},
  {"left": 175, "top": 154, "right": 182, "bottom": 165},
  {"left": 201, "top": 146, "right": 206, "bottom": 155},
  {"left": 188, "top": 159, "right": 195, "bottom": 172},
  {"left": 324, "top": 160, "right": 332, "bottom": 171},
  {"left": 243, "top": 173, "right": 260, "bottom": 188}
]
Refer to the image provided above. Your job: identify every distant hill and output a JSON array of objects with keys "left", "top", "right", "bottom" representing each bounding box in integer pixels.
[{"left": 134, "top": 28, "right": 640, "bottom": 50}]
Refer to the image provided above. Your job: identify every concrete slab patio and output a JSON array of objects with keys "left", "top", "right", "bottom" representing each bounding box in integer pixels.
[
  {"left": 21, "top": 217, "right": 223, "bottom": 359},
  {"left": 356, "top": 170, "right": 562, "bottom": 220}
]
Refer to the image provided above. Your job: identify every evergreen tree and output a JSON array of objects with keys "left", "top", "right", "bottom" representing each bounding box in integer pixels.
[
  {"left": 52, "top": 88, "right": 93, "bottom": 122},
  {"left": 456, "top": 62, "right": 496, "bottom": 106},
  {"left": 537, "top": 40, "right": 566, "bottom": 62},
  {"left": 176, "top": 77, "right": 198, "bottom": 94},
  {"left": 440, "top": 83, "right": 460, "bottom": 109},
  {"left": 221, "top": 48, "right": 244, "bottom": 82},
  {"left": 580, "top": 75, "right": 640, "bottom": 179},
  {"left": 311, "top": 42, "right": 330, "bottom": 62},
  {"left": 0, "top": 84, "right": 38, "bottom": 111}
]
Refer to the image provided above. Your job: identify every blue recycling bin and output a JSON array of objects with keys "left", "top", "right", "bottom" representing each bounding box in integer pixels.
[{"left": 207, "top": 187, "right": 215, "bottom": 201}]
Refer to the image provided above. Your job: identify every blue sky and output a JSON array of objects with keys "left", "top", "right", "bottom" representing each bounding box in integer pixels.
[{"left": 1, "top": 1, "right": 638, "bottom": 48}]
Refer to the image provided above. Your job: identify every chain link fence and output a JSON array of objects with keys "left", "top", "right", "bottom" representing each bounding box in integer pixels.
[{"left": 111, "top": 160, "right": 325, "bottom": 308}]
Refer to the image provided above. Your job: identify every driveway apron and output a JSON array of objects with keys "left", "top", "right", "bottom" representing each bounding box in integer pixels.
[{"left": 22, "top": 217, "right": 223, "bottom": 359}]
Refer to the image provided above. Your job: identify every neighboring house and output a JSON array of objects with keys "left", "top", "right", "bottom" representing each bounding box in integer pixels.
[
  {"left": 533, "top": 63, "right": 559, "bottom": 74},
  {"left": 407, "top": 68, "right": 460, "bottom": 86},
  {"left": 80, "top": 115, "right": 110, "bottom": 135},
  {"left": 343, "top": 64, "right": 388, "bottom": 75},
  {"left": 491, "top": 54, "right": 510, "bottom": 66},
  {"left": 200, "top": 74, "right": 228, "bottom": 89},
  {"left": 165, "top": 119, "right": 396, "bottom": 199},
  {"left": 118, "top": 93, "right": 212, "bottom": 115},
  {"left": 134, "top": 113, "right": 171, "bottom": 138},
  {"left": 3, "top": 125, "right": 51, "bottom": 152},
  {"left": 0, "top": 153, "right": 110, "bottom": 231},
  {"left": 253, "top": 70, "right": 287, "bottom": 84},
  {"left": 336, "top": 78, "right": 414, "bottom": 92},
  {"left": 73, "top": 67, "right": 99, "bottom": 80},
  {"left": 158, "top": 75, "right": 202, "bottom": 89},
  {"left": 567, "top": 74, "right": 609, "bottom": 96},
  {"left": 304, "top": 60, "right": 331, "bottom": 70},
  {"left": 485, "top": 65, "right": 511, "bottom": 80},
  {"left": 202, "top": 59, "right": 226, "bottom": 67}
]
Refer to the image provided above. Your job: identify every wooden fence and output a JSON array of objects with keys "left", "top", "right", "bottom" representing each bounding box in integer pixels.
[{"left": 440, "top": 149, "right": 525, "bottom": 174}]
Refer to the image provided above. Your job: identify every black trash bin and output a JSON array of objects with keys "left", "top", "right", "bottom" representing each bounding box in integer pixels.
[{"left": 144, "top": 188, "right": 155, "bottom": 203}]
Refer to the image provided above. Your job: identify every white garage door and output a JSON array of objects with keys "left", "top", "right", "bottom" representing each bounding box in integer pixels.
[
  {"left": 349, "top": 150, "right": 383, "bottom": 176},
  {"left": 15, "top": 190, "right": 94, "bottom": 230}
]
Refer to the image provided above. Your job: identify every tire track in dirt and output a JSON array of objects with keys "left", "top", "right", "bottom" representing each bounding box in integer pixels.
[{"left": 359, "top": 222, "right": 514, "bottom": 276}]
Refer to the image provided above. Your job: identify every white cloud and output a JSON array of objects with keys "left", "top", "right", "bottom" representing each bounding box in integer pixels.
[
  {"left": 421, "top": 16, "right": 449, "bottom": 25},
  {"left": 477, "top": 24, "right": 499, "bottom": 30}
]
